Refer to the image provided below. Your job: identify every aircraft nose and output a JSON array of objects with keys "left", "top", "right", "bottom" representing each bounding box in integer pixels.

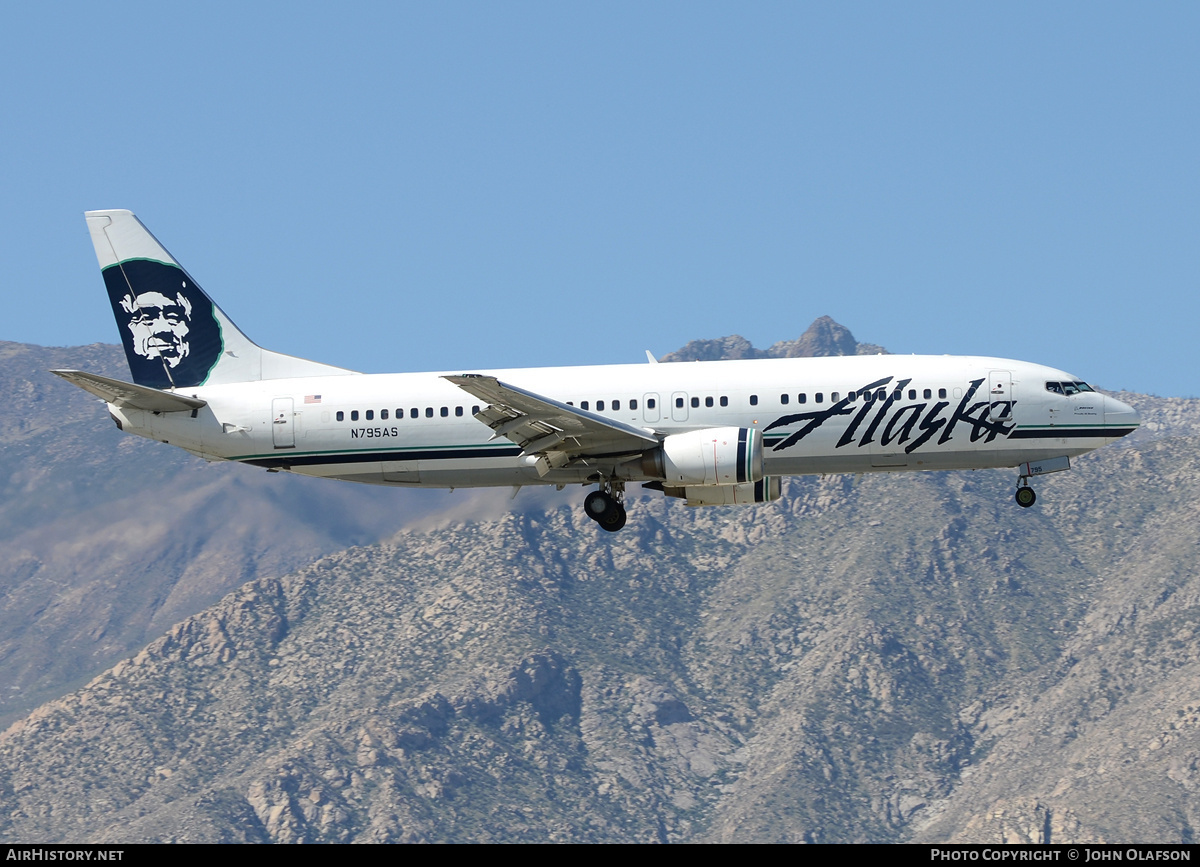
[{"left": 1104, "top": 394, "right": 1141, "bottom": 436}]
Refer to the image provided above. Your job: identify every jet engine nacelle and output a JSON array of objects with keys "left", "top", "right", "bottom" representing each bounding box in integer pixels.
[
  {"left": 664, "top": 476, "right": 782, "bottom": 506},
  {"left": 641, "top": 427, "right": 764, "bottom": 486}
]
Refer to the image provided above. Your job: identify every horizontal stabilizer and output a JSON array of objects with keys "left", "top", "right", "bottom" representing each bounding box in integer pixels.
[{"left": 51, "top": 369, "right": 207, "bottom": 413}]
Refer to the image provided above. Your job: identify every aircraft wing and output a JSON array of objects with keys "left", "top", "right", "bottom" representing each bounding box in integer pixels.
[
  {"left": 442, "top": 375, "right": 659, "bottom": 461},
  {"left": 52, "top": 369, "right": 207, "bottom": 413}
]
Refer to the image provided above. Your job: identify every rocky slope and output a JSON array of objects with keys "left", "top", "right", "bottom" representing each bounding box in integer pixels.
[
  {"left": 0, "top": 342, "right": 488, "bottom": 726},
  {"left": 0, "top": 326, "right": 1196, "bottom": 842},
  {"left": 0, "top": 317, "right": 874, "bottom": 726}
]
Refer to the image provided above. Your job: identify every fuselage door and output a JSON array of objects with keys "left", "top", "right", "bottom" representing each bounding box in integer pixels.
[
  {"left": 272, "top": 397, "right": 295, "bottom": 449},
  {"left": 987, "top": 370, "right": 1013, "bottom": 423},
  {"left": 643, "top": 393, "right": 661, "bottom": 423},
  {"left": 671, "top": 392, "right": 689, "bottom": 422}
]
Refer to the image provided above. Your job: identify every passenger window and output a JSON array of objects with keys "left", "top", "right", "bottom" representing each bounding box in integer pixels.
[
  {"left": 381, "top": 409, "right": 388, "bottom": 420},
  {"left": 440, "top": 407, "right": 448, "bottom": 417},
  {"left": 581, "top": 401, "right": 589, "bottom": 410},
  {"left": 366, "top": 410, "right": 374, "bottom": 421},
  {"left": 472, "top": 405, "right": 480, "bottom": 415},
  {"left": 612, "top": 399, "right": 620, "bottom": 411},
  {"left": 876, "top": 389, "right": 886, "bottom": 401},
  {"left": 749, "top": 395, "right": 758, "bottom": 406},
  {"left": 850, "top": 391, "right": 859, "bottom": 401},
  {"left": 676, "top": 397, "right": 684, "bottom": 408},
  {"left": 831, "top": 392, "right": 840, "bottom": 402},
  {"left": 798, "top": 394, "right": 806, "bottom": 404},
  {"left": 780, "top": 394, "right": 790, "bottom": 405},
  {"left": 336, "top": 411, "right": 344, "bottom": 422},
  {"left": 455, "top": 406, "right": 463, "bottom": 417},
  {"left": 397, "top": 409, "right": 403, "bottom": 419},
  {"left": 705, "top": 396, "right": 714, "bottom": 407},
  {"left": 597, "top": 400, "right": 605, "bottom": 411},
  {"left": 815, "top": 393, "right": 823, "bottom": 404},
  {"left": 720, "top": 396, "right": 728, "bottom": 407},
  {"left": 646, "top": 398, "right": 655, "bottom": 409},
  {"left": 908, "top": 389, "right": 916, "bottom": 400},
  {"left": 691, "top": 397, "right": 700, "bottom": 408},
  {"left": 630, "top": 399, "right": 638, "bottom": 410},
  {"left": 893, "top": 389, "right": 901, "bottom": 400},
  {"left": 923, "top": 389, "right": 932, "bottom": 400},
  {"left": 938, "top": 388, "right": 947, "bottom": 399},
  {"left": 410, "top": 408, "right": 418, "bottom": 419},
  {"left": 351, "top": 410, "right": 359, "bottom": 421},
  {"left": 425, "top": 407, "right": 433, "bottom": 418}
]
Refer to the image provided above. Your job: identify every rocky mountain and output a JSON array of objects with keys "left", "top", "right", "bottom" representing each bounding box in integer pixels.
[
  {"left": 0, "top": 327, "right": 1196, "bottom": 842},
  {"left": 0, "top": 341, "right": 531, "bottom": 727},
  {"left": 0, "top": 317, "right": 880, "bottom": 727},
  {"left": 659, "top": 315, "right": 886, "bottom": 362}
]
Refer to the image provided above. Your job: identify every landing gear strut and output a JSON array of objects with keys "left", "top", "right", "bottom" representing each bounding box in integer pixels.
[
  {"left": 584, "top": 481, "right": 627, "bottom": 532},
  {"left": 1013, "top": 456, "right": 1071, "bottom": 508}
]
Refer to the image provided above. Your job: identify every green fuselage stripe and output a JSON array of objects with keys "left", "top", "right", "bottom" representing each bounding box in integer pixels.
[
  {"left": 228, "top": 441, "right": 512, "bottom": 461},
  {"left": 1016, "top": 423, "right": 1139, "bottom": 429}
]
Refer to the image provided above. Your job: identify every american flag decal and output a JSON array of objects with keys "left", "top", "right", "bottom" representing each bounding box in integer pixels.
[{"left": 304, "top": 395, "right": 322, "bottom": 404}]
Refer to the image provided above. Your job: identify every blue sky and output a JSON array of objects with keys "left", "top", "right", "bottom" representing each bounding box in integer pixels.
[{"left": 2, "top": 3, "right": 1196, "bottom": 396}]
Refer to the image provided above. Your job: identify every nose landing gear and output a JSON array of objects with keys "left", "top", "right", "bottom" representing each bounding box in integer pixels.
[
  {"left": 1013, "top": 456, "right": 1070, "bottom": 508},
  {"left": 584, "top": 481, "right": 627, "bottom": 532}
]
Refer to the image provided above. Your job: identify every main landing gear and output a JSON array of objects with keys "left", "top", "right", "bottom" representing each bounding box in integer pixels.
[{"left": 584, "top": 481, "right": 627, "bottom": 532}]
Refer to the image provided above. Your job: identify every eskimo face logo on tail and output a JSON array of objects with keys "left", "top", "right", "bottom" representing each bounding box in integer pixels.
[
  {"left": 120, "top": 289, "right": 192, "bottom": 367},
  {"left": 103, "top": 260, "right": 222, "bottom": 389}
]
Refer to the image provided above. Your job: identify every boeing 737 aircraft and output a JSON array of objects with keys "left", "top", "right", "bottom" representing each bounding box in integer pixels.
[{"left": 55, "top": 210, "right": 1140, "bottom": 532}]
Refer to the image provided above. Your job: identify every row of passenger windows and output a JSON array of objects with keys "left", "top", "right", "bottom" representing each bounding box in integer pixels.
[
  {"left": 566, "top": 396, "right": 732, "bottom": 411},
  {"left": 768, "top": 387, "right": 949, "bottom": 406},
  {"left": 567, "top": 399, "right": 648, "bottom": 411},
  {"left": 564, "top": 389, "right": 955, "bottom": 411},
  {"left": 336, "top": 405, "right": 481, "bottom": 422},
  {"left": 571, "top": 391, "right": 951, "bottom": 410},
  {"left": 332, "top": 387, "right": 957, "bottom": 423}
]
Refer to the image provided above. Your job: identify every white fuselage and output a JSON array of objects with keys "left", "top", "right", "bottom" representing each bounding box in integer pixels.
[{"left": 109, "top": 354, "right": 1140, "bottom": 490}]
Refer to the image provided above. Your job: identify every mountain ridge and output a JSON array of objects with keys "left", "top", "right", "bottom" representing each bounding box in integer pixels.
[
  {"left": 659, "top": 315, "right": 886, "bottom": 362},
  {"left": 1, "top": 324, "right": 1196, "bottom": 842}
]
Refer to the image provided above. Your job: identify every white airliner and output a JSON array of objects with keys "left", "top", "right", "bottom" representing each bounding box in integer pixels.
[{"left": 55, "top": 210, "right": 1140, "bottom": 532}]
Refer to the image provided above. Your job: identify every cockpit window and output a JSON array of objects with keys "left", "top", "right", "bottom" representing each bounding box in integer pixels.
[{"left": 1047, "top": 380, "right": 1095, "bottom": 396}]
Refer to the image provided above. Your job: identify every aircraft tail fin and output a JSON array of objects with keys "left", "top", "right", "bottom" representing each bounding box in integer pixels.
[{"left": 85, "top": 210, "right": 356, "bottom": 389}]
